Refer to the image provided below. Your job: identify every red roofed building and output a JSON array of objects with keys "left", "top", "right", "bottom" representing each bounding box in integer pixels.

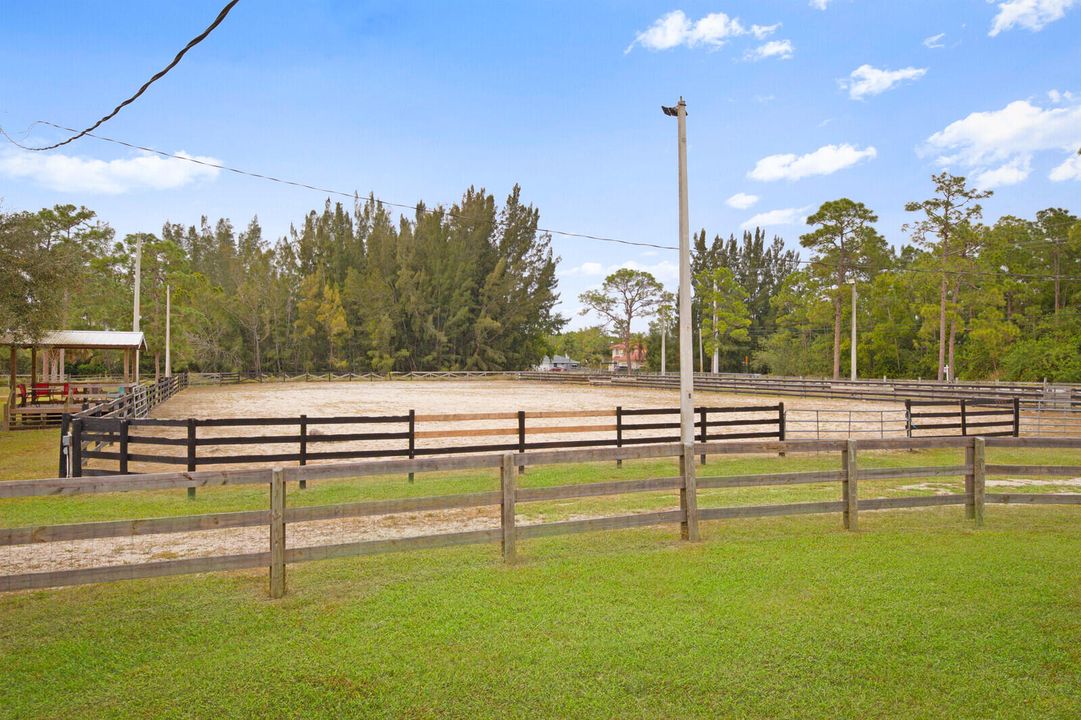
[{"left": 609, "top": 342, "right": 647, "bottom": 372}]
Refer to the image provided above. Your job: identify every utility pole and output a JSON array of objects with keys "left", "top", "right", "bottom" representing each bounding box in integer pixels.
[
  {"left": 133, "top": 235, "right": 142, "bottom": 333},
  {"left": 133, "top": 235, "right": 143, "bottom": 386},
  {"left": 165, "top": 285, "right": 172, "bottom": 377},
  {"left": 663, "top": 97, "right": 693, "bottom": 446},
  {"left": 660, "top": 315, "right": 667, "bottom": 375},
  {"left": 849, "top": 279, "right": 857, "bottom": 381}
]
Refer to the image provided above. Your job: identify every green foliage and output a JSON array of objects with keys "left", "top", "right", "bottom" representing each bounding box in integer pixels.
[
  {"left": 695, "top": 267, "right": 751, "bottom": 357},
  {"left": 578, "top": 268, "right": 666, "bottom": 373},
  {"left": 0, "top": 187, "right": 562, "bottom": 374}
]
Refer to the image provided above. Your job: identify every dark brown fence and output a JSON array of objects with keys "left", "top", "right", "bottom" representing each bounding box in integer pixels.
[
  {"left": 4, "top": 435, "right": 1080, "bottom": 595},
  {"left": 905, "top": 398, "right": 1019, "bottom": 438},
  {"left": 66, "top": 403, "right": 786, "bottom": 478}
]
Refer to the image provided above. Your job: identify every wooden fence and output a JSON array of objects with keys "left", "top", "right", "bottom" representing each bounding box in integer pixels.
[
  {"left": 905, "top": 398, "right": 1019, "bottom": 438},
  {"left": 3, "top": 435, "right": 1080, "bottom": 595},
  {"left": 64, "top": 403, "right": 786, "bottom": 478},
  {"left": 519, "top": 371, "right": 1079, "bottom": 409}
]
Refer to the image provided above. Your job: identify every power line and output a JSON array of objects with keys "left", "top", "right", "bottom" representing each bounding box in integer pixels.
[
  {"left": 4, "top": 0, "right": 241, "bottom": 151},
  {"left": 0, "top": 121, "right": 677, "bottom": 251}
]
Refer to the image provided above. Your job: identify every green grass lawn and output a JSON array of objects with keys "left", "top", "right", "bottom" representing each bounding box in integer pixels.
[
  {"left": 1, "top": 508, "right": 1080, "bottom": 719},
  {"left": 2, "top": 432, "right": 1081, "bottom": 718}
]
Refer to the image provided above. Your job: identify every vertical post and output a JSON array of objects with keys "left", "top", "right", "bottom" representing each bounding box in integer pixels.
[
  {"left": 270, "top": 468, "right": 286, "bottom": 599},
  {"left": 675, "top": 98, "right": 694, "bottom": 450},
  {"left": 904, "top": 399, "right": 913, "bottom": 438},
  {"left": 164, "top": 284, "right": 172, "bottom": 377},
  {"left": 964, "top": 438, "right": 975, "bottom": 520},
  {"left": 850, "top": 280, "right": 857, "bottom": 381},
  {"left": 680, "top": 442, "right": 700, "bottom": 542},
  {"left": 1012, "top": 397, "right": 1021, "bottom": 437},
  {"left": 615, "top": 406, "right": 623, "bottom": 469},
  {"left": 842, "top": 440, "right": 859, "bottom": 531},
  {"left": 119, "top": 419, "right": 130, "bottom": 475},
  {"left": 71, "top": 418, "right": 84, "bottom": 478},
  {"left": 960, "top": 398, "right": 968, "bottom": 436},
  {"left": 698, "top": 407, "right": 707, "bottom": 465},
  {"left": 408, "top": 409, "right": 416, "bottom": 484},
  {"left": 500, "top": 453, "right": 517, "bottom": 563},
  {"left": 973, "top": 437, "right": 985, "bottom": 527},
  {"left": 778, "top": 402, "right": 786, "bottom": 457},
  {"left": 58, "top": 413, "right": 71, "bottom": 477},
  {"left": 186, "top": 418, "right": 197, "bottom": 499},
  {"left": 298, "top": 414, "right": 308, "bottom": 490},
  {"left": 517, "top": 410, "right": 526, "bottom": 474}
]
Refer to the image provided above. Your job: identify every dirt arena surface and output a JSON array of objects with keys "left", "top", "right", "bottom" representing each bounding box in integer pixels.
[{"left": 155, "top": 380, "right": 901, "bottom": 418}]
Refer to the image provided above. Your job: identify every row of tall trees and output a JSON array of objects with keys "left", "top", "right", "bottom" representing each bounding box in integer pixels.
[
  {"left": 754, "top": 174, "right": 1081, "bottom": 381},
  {"left": 572, "top": 173, "right": 1081, "bottom": 383},
  {"left": 1, "top": 185, "right": 564, "bottom": 374}
]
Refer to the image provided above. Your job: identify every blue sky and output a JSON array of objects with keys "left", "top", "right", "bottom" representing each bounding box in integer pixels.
[{"left": 2, "top": 1, "right": 1079, "bottom": 329}]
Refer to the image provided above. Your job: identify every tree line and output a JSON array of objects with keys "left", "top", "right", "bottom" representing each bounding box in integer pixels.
[
  {"left": 4, "top": 172, "right": 1079, "bottom": 381},
  {"left": 568, "top": 173, "right": 1081, "bottom": 383},
  {"left": 1, "top": 185, "right": 562, "bottom": 375}
]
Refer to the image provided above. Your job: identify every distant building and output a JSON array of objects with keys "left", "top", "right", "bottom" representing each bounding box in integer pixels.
[
  {"left": 609, "top": 342, "right": 647, "bottom": 372},
  {"left": 535, "top": 354, "right": 581, "bottom": 372}
]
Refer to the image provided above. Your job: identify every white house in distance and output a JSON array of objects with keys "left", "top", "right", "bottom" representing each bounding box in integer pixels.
[{"left": 535, "top": 354, "right": 581, "bottom": 372}]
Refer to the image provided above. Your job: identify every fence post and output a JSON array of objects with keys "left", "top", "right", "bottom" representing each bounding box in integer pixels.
[
  {"left": 517, "top": 410, "right": 526, "bottom": 474},
  {"left": 186, "top": 418, "right": 197, "bottom": 499},
  {"left": 842, "top": 440, "right": 859, "bottom": 531},
  {"left": 408, "top": 409, "right": 416, "bottom": 484},
  {"left": 973, "top": 437, "right": 986, "bottom": 527},
  {"left": 270, "top": 468, "right": 286, "bottom": 599},
  {"left": 778, "top": 402, "right": 786, "bottom": 457},
  {"left": 963, "top": 436, "right": 976, "bottom": 520},
  {"left": 904, "top": 399, "right": 912, "bottom": 438},
  {"left": 1013, "top": 397, "right": 1021, "bottom": 437},
  {"left": 71, "top": 418, "right": 84, "bottom": 478},
  {"left": 615, "top": 406, "right": 623, "bottom": 469},
  {"left": 119, "top": 419, "right": 130, "bottom": 475},
  {"left": 58, "top": 413, "right": 71, "bottom": 477},
  {"left": 698, "top": 407, "right": 707, "bottom": 465},
  {"left": 500, "top": 453, "right": 517, "bottom": 563},
  {"left": 299, "top": 414, "right": 308, "bottom": 490},
  {"left": 680, "top": 442, "right": 700, "bottom": 541},
  {"left": 960, "top": 398, "right": 968, "bottom": 436}
]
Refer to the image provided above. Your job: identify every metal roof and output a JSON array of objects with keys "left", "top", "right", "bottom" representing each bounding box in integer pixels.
[{"left": 0, "top": 330, "right": 146, "bottom": 350}]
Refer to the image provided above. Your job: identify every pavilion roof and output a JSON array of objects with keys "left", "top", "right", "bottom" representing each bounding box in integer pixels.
[{"left": 0, "top": 330, "right": 146, "bottom": 350}]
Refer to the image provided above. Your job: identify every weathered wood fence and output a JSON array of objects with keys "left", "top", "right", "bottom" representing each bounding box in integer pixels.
[
  {"left": 64, "top": 403, "right": 786, "bottom": 478},
  {"left": 3, "top": 436, "right": 1080, "bottom": 595},
  {"left": 905, "top": 398, "right": 1020, "bottom": 438}
]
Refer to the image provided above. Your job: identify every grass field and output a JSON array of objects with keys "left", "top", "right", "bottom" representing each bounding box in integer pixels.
[{"left": 2, "top": 430, "right": 1081, "bottom": 718}]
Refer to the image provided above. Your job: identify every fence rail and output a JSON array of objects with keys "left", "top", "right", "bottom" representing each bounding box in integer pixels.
[
  {"left": 64, "top": 403, "right": 786, "bottom": 478},
  {"left": 4, "top": 435, "right": 1081, "bottom": 595}
]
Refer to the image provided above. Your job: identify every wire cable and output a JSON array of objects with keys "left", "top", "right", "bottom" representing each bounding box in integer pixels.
[
  {"left": 5, "top": 0, "right": 241, "bottom": 152},
  {"left": 0, "top": 121, "right": 677, "bottom": 251}
]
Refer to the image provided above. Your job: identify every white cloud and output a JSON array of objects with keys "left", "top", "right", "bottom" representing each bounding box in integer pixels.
[
  {"left": 746, "top": 39, "right": 795, "bottom": 61},
  {"left": 0, "top": 149, "right": 220, "bottom": 194},
  {"left": 1049, "top": 89, "right": 1075, "bottom": 103},
  {"left": 560, "top": 261, "right": 605, "bottom": 278},
  {"left": 751, "top": 23, "right": 781, "bottom": 39},
  {"left": 1050, "top": 154, "right": 1081, "bottom": 181},
  {"left": 988, "top": 0, "right": 1079, "bottom": 36},
  {"left": 726, "top": 192, "right": 760, "bottom": 209},
  {"left": 625, "top": 10, "right": 781, "bottom": 53},
  {"left": 923, "top": 32, "right": 947, "bottom": 48},
  {"left": 924, "top": 99, "right": 1081, "bottom": 185},
  {"left": 748, "top": 143, "right": 877, "bottom": 182},
  {"left": 741, "top": 207, "right": 811, "bottom": 229},
  {"left": 841, "top": 64, "right": 927, "bottom": 100},
  {"left": 974, "top": 157, "right": 1033, "bottom": 188},
  {"left": 810, "top": 0, "right": 831, "bottom": 9}
]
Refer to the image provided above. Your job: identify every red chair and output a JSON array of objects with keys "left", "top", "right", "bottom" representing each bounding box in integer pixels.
[{"left": 16, "top": 384, "right": 27, "bottom": 407}]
